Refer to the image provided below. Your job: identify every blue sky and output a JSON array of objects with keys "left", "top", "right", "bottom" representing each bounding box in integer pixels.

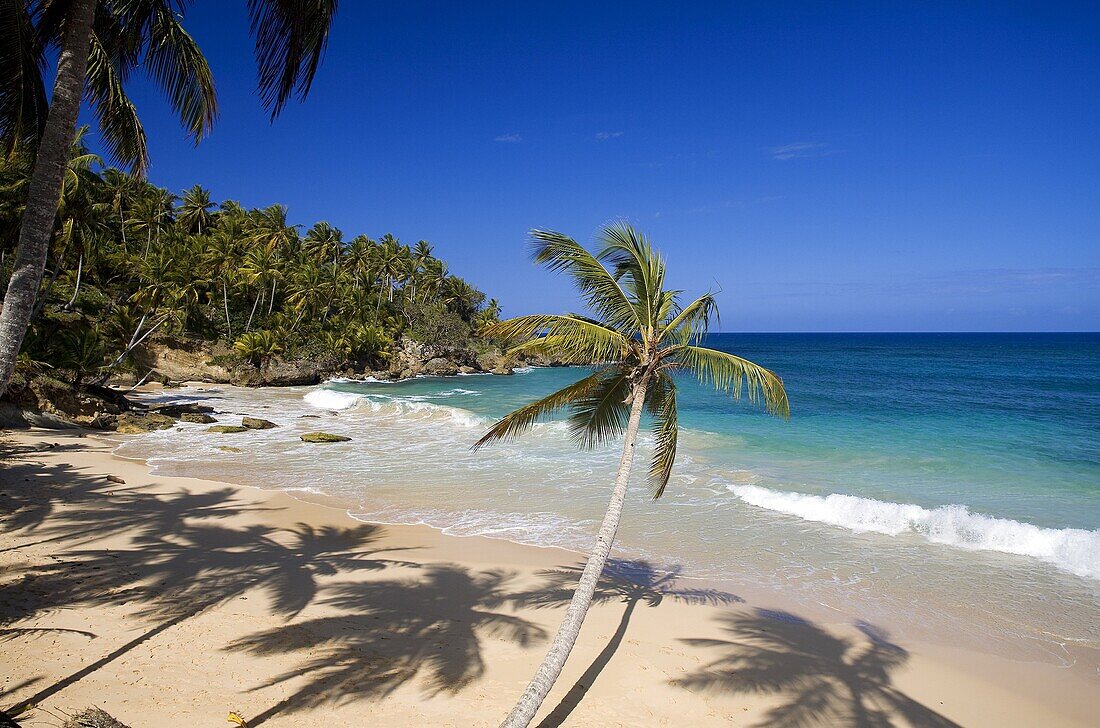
[{"left": 85, "top": 1, "right": 1099, "bottom": 331}]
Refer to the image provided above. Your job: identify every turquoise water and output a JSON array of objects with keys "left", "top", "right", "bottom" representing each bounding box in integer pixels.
[{"left": 120, "top": 333, "right": 1100, "bottom": 660}]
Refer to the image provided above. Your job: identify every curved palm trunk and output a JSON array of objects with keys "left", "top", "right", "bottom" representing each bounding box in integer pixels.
[
  {"left": 501, "top": 377, "right": 649, "bottom": 728},
  {"left": 222, "top": 279, "right": 233, "bottom": 341},
  {"left": 0, "top": 0, "right": 98, "bottom": 397},
  {"left": 64, "top": 254, "right": 83, "bottom": 310}
]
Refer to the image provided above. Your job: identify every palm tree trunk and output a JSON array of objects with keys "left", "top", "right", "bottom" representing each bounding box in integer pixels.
[
  {"left": 64, "top": 254, "right": 83, "bottom": 310},
  {"left": 0, "top": 0, "right": 98, "bottom": 397},
  {"left": 246, "top": 290, "right": 261, "bottom": 332},
  {"left": 222, "top": 279, "right": 232, "bottom": 341},
  {"left": 500, "top": 377, "right": 650, "bottom": 728},
  {"left": 536, "top": 597, "right": 640, "bottom": 727},
  {"left": 268, "top": 278, "right": 277, "bottom": 315}
]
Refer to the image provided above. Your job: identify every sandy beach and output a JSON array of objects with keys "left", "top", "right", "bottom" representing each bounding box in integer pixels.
[{"left": 1, "top": 428, "right": 1097, "bottom": 727}]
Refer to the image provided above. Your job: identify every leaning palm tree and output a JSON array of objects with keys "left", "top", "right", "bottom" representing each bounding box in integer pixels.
[
  {"left": 476, "top": 223, "right": 790, "bottom": 728},
  {"left": 0, "top": 0, "right": 339, "bottom": 397}
]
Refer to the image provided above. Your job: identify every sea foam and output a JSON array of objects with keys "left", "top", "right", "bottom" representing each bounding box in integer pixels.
[
  {"left": 303, "top": 389, "right": 362, "bottom": 410},
  {"left": 728, "top": 484, "right": 1100, "bottom": 581}
]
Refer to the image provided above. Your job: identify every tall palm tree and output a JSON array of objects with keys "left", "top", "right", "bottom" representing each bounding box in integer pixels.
[
  {"left": 0, "top": 0, "right": 339, "bottom": 397},
  {"left": 177, "top": 183, "right": 214, "bottom": 235},
  {"left": 476, "top": 223, "right": 790, "bottom": 727}
]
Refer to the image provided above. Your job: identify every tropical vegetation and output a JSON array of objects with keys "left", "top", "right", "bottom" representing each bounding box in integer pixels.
[
  {"left": 0, "top": 131, "right": 500, "bottom": 387},
  {"left": 0, "top": 0, "right": 339, "bottom": 396},
  {"left": 475, "top": 223, "right": 790, "bottom": 727}
]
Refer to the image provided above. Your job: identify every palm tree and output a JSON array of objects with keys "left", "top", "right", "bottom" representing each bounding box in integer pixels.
[
  {"left": 177, "top": 184, "right": 215, "bottom": 235},
  {"left": 303, "top": 220, "right": 343, "bottom": 267},
  {"left": 476, "top": 223, "right": 790, "bottom": 727},
  {"left": 0, "top": 0, "right": 339, "bottom": 397}
]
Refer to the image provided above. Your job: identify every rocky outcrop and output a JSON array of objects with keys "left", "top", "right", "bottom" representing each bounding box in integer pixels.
[
  {"left": 230, "top": 358, "right": 333, "bottom": 387},
  {"left": 300, "top": 431, "right": 351, "bottom": 443},
  {"left": 423, "top": 357, "right": 460, "bottom": 376},
  {"left": 133, "top": 337, "right": 232, "bottom": 383},
  {"left": 150, "top": 402, "right": 214, "bottom": 417},
  {"left": 180, "top": 412, "right": 217, "bottom": 424},
  {"left": 2, "top": 375, "right": 127, "bottom": 429},
  {"left": 242, "top": 416, "right": 277, "bottom": 429},
  {"left": 115, "top": 411, "right": 176, "bottom": 434},
  {"left": 207, "top": 425, "right": 248, "bottom": 434}
]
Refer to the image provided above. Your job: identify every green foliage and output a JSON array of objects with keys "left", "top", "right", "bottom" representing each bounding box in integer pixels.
[
  {"left": 48, "top": 321, "right": 109, "bottom": 384},
  {"left": 406, "top": 300, "right": 473, "bottom": 349},
  {"left": 0, "top": 149, "right": 500, "bottom": 378},
  {"left": 233, "top": 330, "right": 283, "bottom": 369}
]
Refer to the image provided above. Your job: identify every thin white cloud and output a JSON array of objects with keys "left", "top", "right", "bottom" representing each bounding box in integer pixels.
[
  {"left": 770, "top": 142, "right": 829, "bottom": 160},
  {"left": 494, "top": 133, "right": 523, "bottom": 143},
  {"left": 595, "top": 131, "right": 624, "bottom": 141}
]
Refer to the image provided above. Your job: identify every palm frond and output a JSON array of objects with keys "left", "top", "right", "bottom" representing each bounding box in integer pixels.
[
  {"left": 596, "top": 222, "right": 667, "bottom": 332},
  {"left": 0, "top": 0, "right": 46, "bottom": 151},
  {"left": 84, "top": 32, "right": 148, "bottom": 173},
  {"left": 247, "top": 0, "right": 338, "bottom": 119},
  {"left": 472, "top": 369, "right": 604, "bottom": 450},
  {"left": 674, "top": 345, "right": 790, "bottom": 418},
  {"left": 144, "top": 1, "right": 218, "bottom": 144},
  {"left": 528, "top": 229, "right": 640, "bottom": 332},
  {"left": 645, "top": 371, "right": 678, "bottom": 498},
  {"left": 661, "top": 291, "right": 719, "bottom": 345},
  {"left": 483, "top": 313, "right": 630, "bottom": 364},
  {"left": 568, "top": 368, "right": 631, "bottom": 450}
]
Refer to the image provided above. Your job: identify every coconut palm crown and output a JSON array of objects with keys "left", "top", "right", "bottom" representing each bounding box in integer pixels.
[
  {"left": 477, "top": 222, "right": 789, "bottom": 497},
  {"left": 477, "top": 222, "right": 788, "bottom": 728}
]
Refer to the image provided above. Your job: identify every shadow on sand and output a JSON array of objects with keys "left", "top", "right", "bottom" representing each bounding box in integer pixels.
[
  {"left": 513, "top": 559, "right": 742, "bottom": 727},
  {"left": 2, "top": 444, "right": 958, "bottom": 728},
  {"left": 674, "top": 608, "right": 961, "bottom": 727}
]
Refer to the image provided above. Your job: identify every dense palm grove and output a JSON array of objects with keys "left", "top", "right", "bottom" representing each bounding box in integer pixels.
[{"left": 0, "top": 131, "right": 500, "bottom": 385}]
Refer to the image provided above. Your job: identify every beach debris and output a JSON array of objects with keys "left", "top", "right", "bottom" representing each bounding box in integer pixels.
[
  {"left": 241, "top": 416, "right": 277, "bottom": 430},
  {"left": 105, "top": 474, "right": 126, "bottom": 484},
  {"left": 227, "top": 712, "right": 248, "bottom": 727},
  {"left": 207, "top": 425, "right": 249, "bottom": 434},
  {"left": 180, "top": 412, "right": 217, "bottom": 424},
  {"left": 114, "top": 411, "right": 176, "bottom": 434},
  {"left": 61, "top": 707, "right": 131, "bottom": 728},
  {"left": 300, "top": 431, "right": 351, "bottom": 443}
]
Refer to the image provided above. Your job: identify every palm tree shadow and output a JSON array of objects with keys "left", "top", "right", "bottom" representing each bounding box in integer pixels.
[
  {"left": 512, "top": 559, "right": 743, "bottom": 727},
  {"left": 1, "top": 457, "right": 413, "bottom": 715},
  {"left": 227, "top": 565, "right": 549, "bottom": 726},
  {"left": 674, "top": 609, "right": 961, "bottom": 727}
]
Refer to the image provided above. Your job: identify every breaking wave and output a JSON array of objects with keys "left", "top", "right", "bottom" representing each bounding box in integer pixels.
[{"left": 728, "top": 484, "right": 1100, "bottom": 581}]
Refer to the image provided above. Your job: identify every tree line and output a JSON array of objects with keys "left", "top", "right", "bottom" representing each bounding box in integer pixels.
[{"left": 0, "top": 130, "right": 500, "bottom": 384}]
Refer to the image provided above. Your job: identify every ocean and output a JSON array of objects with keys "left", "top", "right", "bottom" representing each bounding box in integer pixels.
[{"left": 117, "top": 333, "right": 1100, "bottom": 664}]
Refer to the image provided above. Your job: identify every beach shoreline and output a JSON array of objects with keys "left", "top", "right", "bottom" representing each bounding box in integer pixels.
[{"left": 2, "top": 427, "right": 1098, "bottom": 727}]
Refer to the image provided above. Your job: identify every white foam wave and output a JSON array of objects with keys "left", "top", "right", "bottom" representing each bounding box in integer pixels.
[
  {"left": 729, "top": 484, "right": 1100, "bottom": 581},
  {"left": 303, "top": 389, "right": 362, "bottom": 410}
]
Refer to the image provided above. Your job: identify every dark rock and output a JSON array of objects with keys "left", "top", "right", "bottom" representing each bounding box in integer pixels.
[
  {"left": 115, "top": 411, "right": 176, "bottom": 434},
  {"left": 217, "top": 445, "right": 243, "bottom": 453},
  {"left": 180, "top": 412, "right": 217, "bottom": 424},
  {"left": 105, "top": 475, "right": 125, "bottom": 484},
  {"left": 490, "top": 366, "right": 514, "bottom": 375},
  {"left": 242, "top": 416, "right": 277, "bottom": 429},
  {"left": 300, "top": 431, "right": 351, "bottom": 443},
  {"left": 424, "top": 357, "right": 460, "bottom": 376},
  {"left": 151, "top": 402, "right": 214, "bottom": 417}
]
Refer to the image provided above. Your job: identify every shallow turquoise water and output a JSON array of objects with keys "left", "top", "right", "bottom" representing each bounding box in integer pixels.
[{"left": 120, "top": 333, "right": 1100, "bottom": 659}]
